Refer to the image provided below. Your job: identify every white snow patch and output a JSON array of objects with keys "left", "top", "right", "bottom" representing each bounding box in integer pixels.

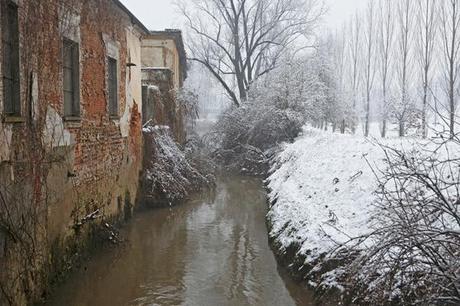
[{"left": 267, "top": 127, "right": 413, "bottom": 262}]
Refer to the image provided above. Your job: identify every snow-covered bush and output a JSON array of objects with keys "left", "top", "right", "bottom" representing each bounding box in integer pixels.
[
  {"left": 184, "top": 129, "right": 217, "bottom": 182},
  {"left": 267, "top": 127, "right": 460, "bottom": 304},
  {"left": 207, "top": 57, "right": 329, "bottom": 175},
  {"left": 142, "top": 125, "right": 214, "bottom": 206},
  {"left": 310, "top": 37, "right": 351, "bottom": 132},
  {"left": 388, "top": 93, "right": 422, "bottom": 137},
  {"left": 177, "top": 87, "right": 200, "bottom": 127},
  {"left": 347, "top": 142, "right": 460, "bottom": 305}
]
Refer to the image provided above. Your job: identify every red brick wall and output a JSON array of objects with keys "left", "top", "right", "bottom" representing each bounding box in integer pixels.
[{"left": 0, "top": 0, "right": 145, "bottom": 304}]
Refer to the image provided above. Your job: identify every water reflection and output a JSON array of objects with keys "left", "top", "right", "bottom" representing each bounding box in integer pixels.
[{"left": 46, "top": 176, "right": 317, "bottom": 306}]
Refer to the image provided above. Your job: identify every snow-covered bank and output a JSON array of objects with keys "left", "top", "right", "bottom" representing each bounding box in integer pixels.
[
  {"left": 268, "top": 128, "right": 406, "bottom": 253},
  {"left": 267, "top": 127, "right": 460, "bottom": 304},
  {"left": 266, "top": 127, "right": 413, "bottom": 292}
]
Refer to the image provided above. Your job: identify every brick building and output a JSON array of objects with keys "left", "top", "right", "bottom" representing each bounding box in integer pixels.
[
  {"left": 141, "top": 30, "right": 187, "bottom": 144},
  {"left": 0, "top": 0, "right": 163, "bottom": 304}
]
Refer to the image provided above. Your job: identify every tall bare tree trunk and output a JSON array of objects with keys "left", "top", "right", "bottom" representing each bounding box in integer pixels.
[
  {"left": 417, "top": 0, "right": 437, "bottom": 138},
  {"left": 379, "top": 0, "right": 394, "bottom": 138},
  {"left": 397, "top": 0, "right": 413, "bottom": 138},
  {"left": 349, "top": 15, "right": 361, "bottom": 134},
  {"left": 440, "top": 0, "right": 460, "bottom": 139},
  {"left": 450, "top": 3, "right": 457, "bottom": 139},
  {"left": 364, "top": 1, "right": 376, "bottom": 137}
]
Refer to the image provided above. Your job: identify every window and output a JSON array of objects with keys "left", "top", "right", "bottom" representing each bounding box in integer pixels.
[
  {"left": 2, "top": 0, "right": 20, "bottom": 116},
  {"left": 63, "top": 38, "right": 80, "bottom": 117},
  {"left": 108, "top": 57, "right": 118, "bottom": 117}
]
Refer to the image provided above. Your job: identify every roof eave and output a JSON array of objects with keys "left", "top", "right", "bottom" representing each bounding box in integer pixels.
[{"left": 112, "top": 0, "right": 150, "bottom": 35}]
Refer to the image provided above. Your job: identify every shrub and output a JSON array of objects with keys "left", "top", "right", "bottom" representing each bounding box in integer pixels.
[
  {"left": 206, "top": 57, "right": 329, "bottom": 175},
  {"left": 347, "top": 142, "right": 460, "bottom": 305},
  {"left": 142, "top": 125, "right": 214, "bottom": 206}
]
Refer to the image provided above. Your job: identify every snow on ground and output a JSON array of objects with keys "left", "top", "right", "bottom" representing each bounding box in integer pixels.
[{"left": 266, "top": 126, "right": 416, "bottom": 264}]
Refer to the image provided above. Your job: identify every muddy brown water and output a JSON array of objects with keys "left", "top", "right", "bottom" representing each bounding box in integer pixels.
[{"left": 46, "top": 176, "right": 320, "bottom": 306}]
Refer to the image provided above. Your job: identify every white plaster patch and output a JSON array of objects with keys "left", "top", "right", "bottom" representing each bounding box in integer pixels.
[
  {"left": 0, "top": 121, "right": 13, "bottom": 162},
  {"left": 32, "top": 72, "right": 39, "bottom": 121},
  {"left": 42, "top": 106, "right": 73, "bottom": 149},
  {"left": 119, "top": 27, "right": 143, "bottom": 138},
  {"left": 102, "top": 33, "right": 120, "bottom": 60},
  {"left": 119, "top": 94, "right": 131, "bottom": 138}
]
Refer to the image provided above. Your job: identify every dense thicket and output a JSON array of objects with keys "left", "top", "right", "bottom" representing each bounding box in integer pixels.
[
  {"left": 206, "top": 55, "right": 338, "bottom": 174},
  {"left": 345, "top": 142, "right": 460, "bottom": 305}
]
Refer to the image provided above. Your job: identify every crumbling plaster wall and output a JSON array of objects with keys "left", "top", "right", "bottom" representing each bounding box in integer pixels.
[
  {"left": 0, "top": 0, "right": 145, "bottom": 304},
  {"left": 141, "top": 38, "right": 181, "bottom": 89},
  {"left": 120, "top": 27, "right": 143, "bottom": 138},
  {"left": 46, "top": 0, "right": 144, "bottom": 244}
]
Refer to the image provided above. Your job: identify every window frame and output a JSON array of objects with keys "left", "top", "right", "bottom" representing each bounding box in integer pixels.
[
  {"left": 62, "top": 37, "right": 80, "bottom": 119},
  {"left": 2, "top": 0, "right": 21, "bottom": 118}
]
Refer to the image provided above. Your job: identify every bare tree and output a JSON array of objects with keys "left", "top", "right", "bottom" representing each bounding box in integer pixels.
[
  {"left": 332, "top": 29, "right": 346, "bottom": 97},
  {"left": 179, "top": 0, "right": 325, "bottom": 107},
  {"left": 416, "top": 0, "right": 437, "bottom": 138},
  {"left": 362, "top": 1, "right": 376, "bottom": 137},
  {"left": 331, "top": 28, "right": 347, "bottom": 133},
  {"left": 439, "top": 0, "right": 460, "bottom": 139},
  {"left": 378, "top": 0, "right": 394, "bottom": 138},
  {"left": 348, "top": 13, "right": 361, "bottom": 134},
  {"left": 393, "top": 0, "right": 414, "bottom": 137},
  {"left": 316, "top": 35, "right": 341, "bottom": 131}
]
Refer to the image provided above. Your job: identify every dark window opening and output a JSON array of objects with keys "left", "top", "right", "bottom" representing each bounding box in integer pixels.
[
  {"left": 63, "top": 38, "right": 80, "bottom": 117},
  {"left": 108, "top": 57, "right": 118, "bottom": 117},
  {"left": 2, "top": 1, "right": 20, "bottom": 116}
]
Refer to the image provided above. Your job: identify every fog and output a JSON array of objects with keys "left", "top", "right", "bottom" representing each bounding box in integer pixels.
[{"left": 120, "top": 0, "right": 367, "bottom": 31}]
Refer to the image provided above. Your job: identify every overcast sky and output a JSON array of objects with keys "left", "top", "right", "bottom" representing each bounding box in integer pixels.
[{"left": 120, "top": 0, "right": 366, "bottom": 31}]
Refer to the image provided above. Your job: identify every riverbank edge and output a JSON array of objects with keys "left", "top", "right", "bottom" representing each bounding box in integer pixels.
[
  {"left": 42, "top": 178, "right": 218, "bottom": 305},
  {"left": 40, "top": 203, "right": 138, "bottom": 305},
  {"left": 263, "top": 180, "right": 354, "bottom": 306}
]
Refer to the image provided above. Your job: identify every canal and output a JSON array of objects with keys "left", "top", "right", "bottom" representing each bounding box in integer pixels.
[{"left": 46, "top": 176, "right": 318, "bottom": 306}]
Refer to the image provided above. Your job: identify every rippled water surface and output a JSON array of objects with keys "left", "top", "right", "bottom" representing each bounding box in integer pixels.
[{"left": 47, "top": 176, "right": 318, "bottom": 306}]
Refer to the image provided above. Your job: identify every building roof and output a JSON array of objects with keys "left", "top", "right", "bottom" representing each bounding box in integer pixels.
[
  {"left": 112, "top": 0, "right": 150, "bottom": 35},
  {"left": 107, "top": 3, "right": 189, "bottom": 82},
  {"left": 147, "top": 29, "right": 188, "bottom": 80}
]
